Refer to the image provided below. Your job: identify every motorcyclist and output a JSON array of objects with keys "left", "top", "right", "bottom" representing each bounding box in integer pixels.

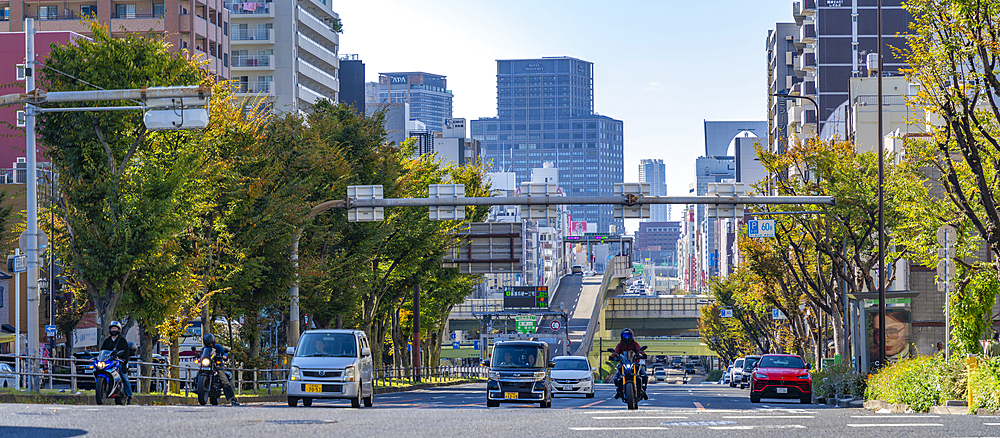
[
  {"left": 202, "top": 333, "right": 240, "bottom": 406},
  {"left": 99, "top": 320, "right": 132, "bottom": 405},
  {"left": 610, "top": 328, "right": 648, "bottom": 400}
]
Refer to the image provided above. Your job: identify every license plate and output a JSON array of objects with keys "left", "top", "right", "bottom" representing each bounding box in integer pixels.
[
  {"left": 304, "top": 384, "right": 322, "bottom": 393},
  {"left": 777, "top": 387, "right": 788, "bottom": 394},
  {"left": 504, "top": 392, "right": 518, "bottom": 399},
  {"left": 561, "top": 386, "right": 572, "bottom": 391}
]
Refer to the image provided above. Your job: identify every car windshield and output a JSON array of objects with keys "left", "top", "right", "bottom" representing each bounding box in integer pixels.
[
  {"left": 492, "top": 345, "right": 545, "bottom": 368},
  {"left": 743, "top": 357, "right": 760, "bottom": 369},
  {"left": 758, "top": 356, "right": 805, "bottom": 369},
  {"left": 553, "top": 359, "right": 588, "bottom": 370},
  {"left": 297, "top": 333, "right": 357, "bottom": 358},
  {"left": 734, "top": 359, "right": 744, "bottom": 368}
]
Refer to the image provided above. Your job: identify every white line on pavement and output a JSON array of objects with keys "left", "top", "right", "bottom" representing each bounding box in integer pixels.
[
  {"left": 984, "top": 423, "right": 1000, "bottom": 426},
  {"left": 722, "top": 415, "right": 815, "bottom": 419},
  {"left": 846, "top": 423, "right": 943, "bottom": 427},
  {"left": 570, "top": 427, "right": 670, "bottom": 431},
  {"left": 850, "top": 415, "right": 939, "bottom": 418},
  {"left": 592, "top": 416, "right": 689, "bottom": 419},
  {"left": 708, "top": 425, "right": 807, "bottom": 430}
]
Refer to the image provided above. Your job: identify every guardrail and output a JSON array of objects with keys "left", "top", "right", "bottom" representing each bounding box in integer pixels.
[{"left": 1, "top": 354, "right": 486, "bottom": 396}]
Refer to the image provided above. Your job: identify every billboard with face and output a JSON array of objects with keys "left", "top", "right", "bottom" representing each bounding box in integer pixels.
[{"left": 866, "top": 308, "right": 914, "bottom": 369}]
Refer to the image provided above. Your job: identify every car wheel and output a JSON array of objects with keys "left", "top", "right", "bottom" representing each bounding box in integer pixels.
[
  {"left": 363, "top": 393, "right": 373, "bottom": 408},
  {"left": 351, "top": 393, "right": 362, "bottom": 408},
  {"left": 486, "top": 398, "right": 499, "bottom": 408},
  {"left": 800, "top": 395, "right": 811, "bottom": 404},
  {"left": 287, "top": 397, "right": 298, "bottom": 407},
  {"left": 586, "top": 392, "right": 595, "bottom": 398},
  {"left": 750, "top": 394, "right": 761, "bottom": 403},
  {"left": 302, "top": 398, "right": 312, "bottom": 407}
]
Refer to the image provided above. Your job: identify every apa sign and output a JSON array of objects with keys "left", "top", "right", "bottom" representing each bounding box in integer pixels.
[{"left": 748, "top": 219, "right": 776, "bottom": 238}]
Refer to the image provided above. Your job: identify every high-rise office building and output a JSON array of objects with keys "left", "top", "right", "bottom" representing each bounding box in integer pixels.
[
  {"left": 639, "top": 159, "right": 669, "bottom": 222},
  {"left": 471, "top": 56, "right": 624, "bottom": 232},
  {"left": 694, "top": 156, "right": 735, "bottom": 282},
  {"left": 781, "top": 0, "right": 910, "bottom": 144},
  {"left": 338, "top": 54, "right": 365, "bottom": 116},
  {"left": 227, "top": 0, "right": 341, "bottom": 113},
  {"left": 377, "top": 72, "right": 452, "bottom": 132}
]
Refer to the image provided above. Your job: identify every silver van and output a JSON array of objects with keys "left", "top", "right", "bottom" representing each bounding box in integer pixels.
[{"left": 286, "top": 329, "right": 374, "bottom": 408}]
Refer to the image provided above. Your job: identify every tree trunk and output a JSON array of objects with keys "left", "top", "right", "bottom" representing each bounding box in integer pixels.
[
  {"left": 169, "top": 337, "right": 180, "bottom": 394},
  {"left": 138, "top": 323, "right": 157, "bottom": 393}
]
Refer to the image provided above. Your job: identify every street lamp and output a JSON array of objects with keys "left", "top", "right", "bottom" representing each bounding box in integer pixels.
[{"left": 771, "top": 92, "right": 819, "bottom": 140}]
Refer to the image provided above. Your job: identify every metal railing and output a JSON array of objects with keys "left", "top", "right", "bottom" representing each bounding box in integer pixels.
[
  {"left": 234, "top": 81, "right": 273, "bottom": 94},
  {"left": 1, "top": 354, "right": 484, "bottom": 396},
  {"left": 226, "top": 2, "right": 272, "bottom": 15},
  {"left": 232, "top": 28, "right": 271, "bottom": 41},
  {"left": 232, "top": 55, "right": 272, "bottom": 68}
]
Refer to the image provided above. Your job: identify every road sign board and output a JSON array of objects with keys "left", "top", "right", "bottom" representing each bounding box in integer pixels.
[
  {"left": 18, "top": 229, "right": 48, "bottom": 252},
  {"left": 565, "top": 339, "right": 571, "bottom": 347},
  {"left": 772, "top": 309, "right": 787, "bottom": 320},
  {"left": 936, "top": 225, "right": 957, "bottom": 247},
  {"left": 937, "top": 258, "right": 956, "bottom": 279},
  {"left": 549, "top": 320, "right": 561, "bottom": 331},
  {"left": 748, "top": 219, "right": 775, "bottom": 238},
  {"left": 503, "top": 286, "right": 548, "bottom": 309},
  {"left": 721, "top": 308, "right": 733, "bottom": 318},
  {"left": 45, "top": 325, "right": 56, "bottom": 335},
  {"left": 11, "top": 255, "right": 26, "bottom": 273},
  {"left": 452, "top": 342, "right": 460, "bottom": 350},
  {"left": 937, "top": 282, "right": 955, "bottom": 292},
  {"left": 450, "top": 332, "right": 456, "bottom": 340},
  {"left": 473, "top": 341, "right": 481, "bottom": 350}
]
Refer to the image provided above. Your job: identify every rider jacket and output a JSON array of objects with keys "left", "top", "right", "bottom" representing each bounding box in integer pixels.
[
  {"left": 100, "top": 336, "right": 130, "bottom": 366},
  {"left": 613, "top": 339, "right": 644, "bottom": 359}
]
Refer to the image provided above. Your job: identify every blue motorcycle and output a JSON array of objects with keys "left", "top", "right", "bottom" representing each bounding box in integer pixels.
[{"left": 93, "top": 349, "right": 127, "bottom": 405}]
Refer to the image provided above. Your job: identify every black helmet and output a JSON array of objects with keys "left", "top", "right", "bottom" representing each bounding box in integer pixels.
[
  {"left": 621, "top": 328, "right": 634, "bottom": 343},
  {"left": 203, "top": 333, "right": 215, "bottom": 347}
]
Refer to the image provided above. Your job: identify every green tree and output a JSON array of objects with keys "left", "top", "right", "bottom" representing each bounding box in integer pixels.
[{"left": 37, "top": 22, "right": 202, "bottom": 337}]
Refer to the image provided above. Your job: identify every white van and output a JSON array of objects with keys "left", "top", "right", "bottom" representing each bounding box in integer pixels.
[{"left": 286, "top": 329, "right": 375, "bottom": 408}]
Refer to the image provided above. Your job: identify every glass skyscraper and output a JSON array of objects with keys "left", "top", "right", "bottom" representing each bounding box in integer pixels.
[
  {"left": 377, "top": 72, "right": 453, "bottom": 132},
  {"left": 471, "top": 57, "right": 624, "bottom": 231}
]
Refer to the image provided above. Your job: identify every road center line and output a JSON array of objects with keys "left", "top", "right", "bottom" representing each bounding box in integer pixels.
[
  {"left": 984, "top": 423, "right": 1000, "bottom": 426},
  {"left": 592, "top": 416, "right": 688, "bottom": 419},
  {"left": 573, "top": 399, "right": 606, "bottom": 409},
  {"left": 570, "top": 427, "right": 669, "bottom": 431},
  {"left": 693, "top": 401, "right": 705, "bottom": 410},
  {"left": 850, "top": 415, "right": 939, "bottom": 418},
  {"left": 723, "top": 415, "right": 815, "bottom": 419}
]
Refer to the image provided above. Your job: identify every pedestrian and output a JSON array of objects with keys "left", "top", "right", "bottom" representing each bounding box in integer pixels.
[{"left": 935, "top": 341, "right": 945, "bottom": 355}]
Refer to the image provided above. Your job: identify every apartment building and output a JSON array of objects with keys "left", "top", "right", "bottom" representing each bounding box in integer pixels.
[
  {"left": 226, "top": 0, "right": 340, "bottom": 113},
  {"left": 0, "top": 0, "right": 231, "bottom": 78}
]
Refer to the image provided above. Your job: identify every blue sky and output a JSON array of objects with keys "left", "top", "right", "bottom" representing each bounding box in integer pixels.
[{"left": 336, "top": 0, "right": 792, "bottom": 224}]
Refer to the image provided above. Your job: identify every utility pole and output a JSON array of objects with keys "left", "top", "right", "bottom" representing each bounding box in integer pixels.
[
  {"left": 413, "top": 283, "right": 421, "bottom": 382},
  {"left": 24, "top": 18, "right": 40, "bottom": 393},
  {"left": 876, "top": 0, "right": 887, "bottom": 370}
]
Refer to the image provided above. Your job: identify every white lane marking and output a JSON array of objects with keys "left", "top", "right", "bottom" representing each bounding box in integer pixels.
[
  {"left": 723, "top": 415, "right": 815, "bottom": 419},
  {"left": 431, "top": 396, "right": 447, "bottom": 399},
  {"left": 846, "top": 423, "right": 943, "bottom": 427},
  {"left": 592, "top": 416, "right": 688, "bottom": 419},
  {"left": 851, "top": 415, "right": 939, "bottom": 418},
  {"left": 570, "top": 427, "right": 669, "bottom": 431},
  {"left": 709, "top": 425, "right": 807, "bottom": 430},
  {"left": 984, "top": 423, "right": 1000, "bottom": 425}
]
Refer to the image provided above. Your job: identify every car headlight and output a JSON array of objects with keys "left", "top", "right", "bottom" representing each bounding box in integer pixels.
[
  {"left": 533, "top": 371, "right": 546, "bottom": 380},
  {"left": 797, "top": 374, "right": 810, "bottom": 379},
  {"left": 344, "top": 366, "right": 356, "bottom": 382},
  {"left": 201, "top": 358, "right": 211, "bottom": 367},
  {"left": 489, "top": 371, "right": 501, "bottom": 379},
  {"left": 581, "top": 376, "right": 592, "bottom": 382},
  {"left": 289, "top": 366, "right": 300, "bottom": 381},
  {"left": 755, "top": 373, "right": 768, "bottom": 379}
]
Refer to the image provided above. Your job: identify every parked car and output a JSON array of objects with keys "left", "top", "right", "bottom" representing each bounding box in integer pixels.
[
  {"left": 73, "top": 351, "right": 97, "bottom": 389},
  {"left": 739, "top": 355, "right": 762, "bottom": 389},
  {"left": 729, "top": 358, "right": 745, "bottom": 387},
  {"left": 722, "top": 365, "right": 733, "bottom": 385},
  {"left": 749, "top": 354, "right": 811, "bottom": 404},
  {"left": 286, "top": 329, "right": 375, "bottom": 408},
  {"left": 550, "top": 355, "right": 594, "bottom": 398},
  {"left": 0, "top": 363, "right": 16, "bottom": 388}
]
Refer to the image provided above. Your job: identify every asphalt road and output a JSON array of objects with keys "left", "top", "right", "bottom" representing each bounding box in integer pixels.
[{"left": 2, "top": 381, "right": 996, "bottom": 437}]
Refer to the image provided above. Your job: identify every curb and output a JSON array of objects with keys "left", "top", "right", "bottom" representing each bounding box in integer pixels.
[{"left": 0, "top": 379, "right": 482, "bottom": 405}]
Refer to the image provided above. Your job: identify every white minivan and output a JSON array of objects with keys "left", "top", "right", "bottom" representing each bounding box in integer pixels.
[{"left": 286, "top": 329, "right": 375, "bottom": 408}]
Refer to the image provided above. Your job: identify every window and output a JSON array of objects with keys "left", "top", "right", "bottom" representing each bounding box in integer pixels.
[
  {"left": 153, "top": 4, "right": 164, "bottom": 17},
  {"left": 16, "top": 111, "right": 25, "bottom": 127},
  {"left": 0, "top": 7, "right": 10, "bottom": 21},
  {"left": 116, "top": 4, "right": 136, "bottom": 19},
  {"left": 39, "top": 6, "right": 57, "bottom": 20},
  {"left": 15, "top": 64, "right": 24, "bottom": 81}
]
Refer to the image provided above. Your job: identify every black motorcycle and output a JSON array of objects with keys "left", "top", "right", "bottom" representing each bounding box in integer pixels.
[
  {"left": 93, "top": 349, "right": 127, "bottom": 405},
  {"left": 194, "top": 347, "right": 231, "bottom": 406},
  {"left": 607, "top": 346, "right": 648, "bottom": 410}
]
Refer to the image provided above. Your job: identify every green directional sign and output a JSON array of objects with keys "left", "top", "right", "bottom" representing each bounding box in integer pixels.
[
  {"left": 514, "top": 315, "right": 538, "bottom": 334},
  {"left": 633, "top": 264, "right": 644, "bottom": 274}
]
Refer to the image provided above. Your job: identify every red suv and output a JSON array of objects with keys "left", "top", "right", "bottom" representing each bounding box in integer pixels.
[{"left": 749, "top": 354, "right": 811, "bottom": 404}]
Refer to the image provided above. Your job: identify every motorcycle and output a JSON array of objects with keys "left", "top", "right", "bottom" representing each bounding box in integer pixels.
[
  {"left": 93, "top": 349, "right": 127, "bottom": 405},
  {"left": 195, "top": 346, "right": 232, "bottom": 406},
  {"left": 606, "top": 346, "right": 648, "bottom": 410}
]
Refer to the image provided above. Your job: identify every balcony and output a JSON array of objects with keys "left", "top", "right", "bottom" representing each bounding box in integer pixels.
[
  {"left": 799, "top": 24, "right": 816, "bottom": 44},
  {"left": 232, "top": 28, "right": 273, "bottom": 44},
  {"left": 234, "top": 81, "right": 274, "bottom": 97},
  {"left": 801, "top": 0, "right": 816, "bottom": 15},
  {"left": 793, "top": 1, "right": 804, "bottom": 26},
  {"left": 798, "top": 52, "right": 816, "bottom": 71},
  {"left": 232, "top": 55, "right": 274, "bottom": 69},
  {"left": 111, "top": 13, "right": 165, "bottom": 19},
  {"left": 226, "top": 1, "right": 275, "bottom": 17}
]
